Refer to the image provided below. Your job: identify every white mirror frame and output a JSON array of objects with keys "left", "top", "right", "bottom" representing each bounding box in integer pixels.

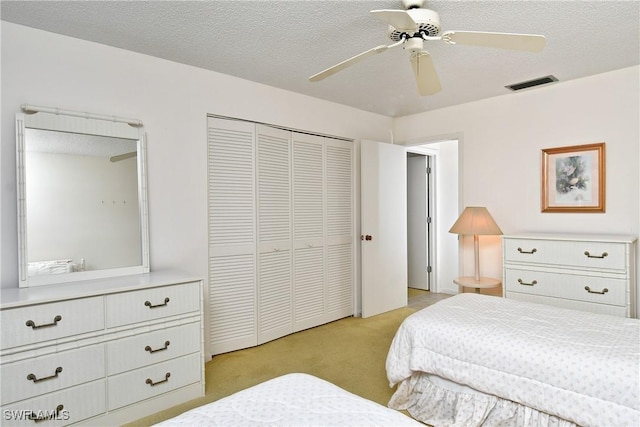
[{"left": 16, "top": 105, "right": 150, "bottom": 287}]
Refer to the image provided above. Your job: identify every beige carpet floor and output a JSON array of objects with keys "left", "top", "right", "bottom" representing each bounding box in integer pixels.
[{"left": 126, "top": 292, "right": 448, "bottom": 426}]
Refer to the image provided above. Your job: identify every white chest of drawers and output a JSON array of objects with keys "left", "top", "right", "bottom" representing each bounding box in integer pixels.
[
  {"left": 0, "top": 271, "right": 204, "bottom": 426},
  {"left": 502, "top": 234, "right": 637, "bottom": 318}
]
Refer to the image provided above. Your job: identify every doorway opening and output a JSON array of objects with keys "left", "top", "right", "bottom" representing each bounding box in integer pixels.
[
  {"left": 407, "top": 152, "right": 432, "bottom": 291},
  {"left": 406, "top": 139, "right": 459, "bottom": 298}
]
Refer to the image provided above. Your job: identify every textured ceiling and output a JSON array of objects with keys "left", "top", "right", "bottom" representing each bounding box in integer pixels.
[{"left": 2, "top": 0, "right": 639, "bottom": 117}]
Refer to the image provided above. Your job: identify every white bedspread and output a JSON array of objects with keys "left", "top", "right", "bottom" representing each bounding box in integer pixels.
[
  {"left": 154, "top": 373, "right": 422, "bottom": 426},
  {"left": 386, "top": 293, "right": 640, "bottom": 427}
]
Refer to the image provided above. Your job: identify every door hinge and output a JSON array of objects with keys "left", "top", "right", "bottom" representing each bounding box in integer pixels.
[
  {"left": 426, "top": 167, "right": 432, "bottom": 174},
  {"left": 427, "top": 216, "right": 432, "bottom": 224},
  {"left": 427, "top": 266, "right": 432, "bottom": 273}
]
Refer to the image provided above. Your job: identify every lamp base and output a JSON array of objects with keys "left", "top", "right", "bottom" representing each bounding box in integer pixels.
[{"left": 453, "top": 276, "right": 501, "bottom": 293}]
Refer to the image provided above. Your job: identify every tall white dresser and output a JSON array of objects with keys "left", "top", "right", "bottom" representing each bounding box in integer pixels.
[
  {"left": 0, "top": 271, "right": 204, "bottom": 426},
  {"left": 503, "top": 233, "right": 637, "bottom": 318}
]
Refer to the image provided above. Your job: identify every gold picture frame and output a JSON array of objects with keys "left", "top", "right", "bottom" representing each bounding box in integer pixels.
[{"left": 541, "top": 142, "right": 605, "bottom": 213}]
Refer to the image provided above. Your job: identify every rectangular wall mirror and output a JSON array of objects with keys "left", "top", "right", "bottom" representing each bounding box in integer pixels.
[{"left": 16, "top": 105, "right": 150, "bottom": 287}]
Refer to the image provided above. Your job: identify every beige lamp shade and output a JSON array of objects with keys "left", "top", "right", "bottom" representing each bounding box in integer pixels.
[{"left": 449, "top": 207, "right": 502, "bottom": 236}]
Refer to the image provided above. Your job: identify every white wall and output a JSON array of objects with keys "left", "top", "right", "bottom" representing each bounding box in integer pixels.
[
  {"left": 394, "top": 66, "right": 640, "bottom": 306},
  {"left": 1, "top": 22, "right": 393, "bottom": 289},
  {"left": 2, "top": 22, "right": 638, "bottom": 313},
  {"left": 430, "top": 140, "right": 459, "bottom": 294}
]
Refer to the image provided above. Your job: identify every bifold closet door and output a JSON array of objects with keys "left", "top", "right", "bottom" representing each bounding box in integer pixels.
[
  {"left": 207, "top": 118, "right": 257, "bottom": 355},
  {"left": 207, "top": 117, "right": 354, "bottom": 356},
  {"left": 292, "top": 133, "right": 326, "bottom": 331},
  {"left": 256, "top": 125, "right": 293, "bottom": 345},
  {"left": 325, "top": 139, "right": 354, "bottom": 320}
]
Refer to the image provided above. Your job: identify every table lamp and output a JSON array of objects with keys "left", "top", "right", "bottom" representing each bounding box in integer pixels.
[{"left": 449, "top": 206, "right": 502, "bottom": 282}]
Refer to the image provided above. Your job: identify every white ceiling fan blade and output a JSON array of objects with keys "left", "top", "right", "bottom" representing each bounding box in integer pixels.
[
  {"left": 109, "top": 151, "right": 137, "bottom": 162},
  {"left": 410, "top": 51, "right": 441, "bottom": 96},
  {"left": 441, "top": 31, "right": 546, "bottom": 52},
  {"left": 309, "top": 45, "right": 388, "bottom": 82},
  {"left": 370, "top": 9, "right": 417, "bottom": 32},
  {"left": 309, "top": 41, "right": 401, "bottom": 82}
]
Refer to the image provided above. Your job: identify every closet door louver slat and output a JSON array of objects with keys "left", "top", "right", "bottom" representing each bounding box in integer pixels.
[
  {"left": 293, "top": 246, "right": 325, "bottom": 330},
  {"left": 257, "top": 127, "right": 291, "bottom": 244},
  {"left": 327, "top": 243, "right": 354, "bottom": 316},
  {"left": 208, "top": 128, "right": 255, "bottom": 249},
  {"left": 326, "top": 144, "right": 353, "bottom": 238},
  {"left": 257, "top": 250, "right": 292, "bottom": 343},
  {"left": 209, "top": 255, "right": 256, "bottom": 350},
  {"left": 293, "top": 138, "right": 324, "bottom": 240}
]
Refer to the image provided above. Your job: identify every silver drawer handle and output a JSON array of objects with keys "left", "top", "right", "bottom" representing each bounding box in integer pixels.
[
  {"left": 517, "top": 247, "right": 537, "bottom": 254},
  {"left": 28, "top": 404, "right": 64, "bottom": 422},
  {"left": 27, "top": 367, "right": 63, "bottom": 383},
  {"left": 25, "top": 315, "right": 62, "bottom": 329},
  {"left": 585, "top": 286, "right": 609, "bottom": 295},
  {"left": 517, "top": 279, "right": 538, "bottom": 286},
  {"left": 144, "top": 297, "right": 170, "bottom": 309},
  {"left": 146, "top": 372, "right": 170, "bottom": 386},
  {"left": 584, "top": 251, "right": 608, "bottom": 259},
  {"left": 145, "top": 341, "right": 170, "bottom": 354}
]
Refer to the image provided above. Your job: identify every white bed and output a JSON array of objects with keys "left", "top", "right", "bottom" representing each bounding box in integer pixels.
[
  {"left": 386, "top": 293, "right": 640, "bottom": 427},
  {"left": 154, "top": 373, "right": 422, "bottom": 426}
]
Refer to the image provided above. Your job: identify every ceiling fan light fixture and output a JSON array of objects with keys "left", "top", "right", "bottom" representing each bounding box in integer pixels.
[
  {"left": 404, "top": 37, "right": 424, "bottom": 53},
  {"left": 506, "top": 75, "right": 558, "bottom": 91}
]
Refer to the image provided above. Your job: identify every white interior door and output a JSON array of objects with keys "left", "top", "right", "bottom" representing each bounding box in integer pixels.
[{"left": 361, "top": 140, "right": 407, "bottom": 317}]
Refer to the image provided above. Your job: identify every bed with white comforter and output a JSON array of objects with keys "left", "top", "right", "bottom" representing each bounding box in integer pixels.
[
  {"left": 155, "top": 373, "right": 422, "bottom": 426},
  {"left": 386, "top": 293, "right": 640, "bottom": 427}
]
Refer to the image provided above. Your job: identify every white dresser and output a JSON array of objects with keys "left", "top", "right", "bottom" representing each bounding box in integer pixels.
[
  {"left": 0, "top": 271, "right": 204, "bottom": 426},
  {"left": 502, "top": 233, "right": 637, "bottom": 318}
]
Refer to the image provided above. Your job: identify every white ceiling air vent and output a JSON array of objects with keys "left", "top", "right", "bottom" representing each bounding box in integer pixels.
[{"left": 506, "top": 75, "right": 558, "bottom": 91}]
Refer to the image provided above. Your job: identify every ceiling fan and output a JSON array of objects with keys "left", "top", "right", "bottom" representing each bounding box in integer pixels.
[{"left": 309, "top": 0, "right": 546, "bottom": 96}]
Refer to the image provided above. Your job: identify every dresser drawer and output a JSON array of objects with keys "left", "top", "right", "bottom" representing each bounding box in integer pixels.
[
  {"left": 506, "top": 293, "right": 628, "bottom": 317},
  {"left": 0, "top": 297, "right": 104, "bottom": 350},
  {"left": 505, "top": 268, "right": 627, "bottom": 306},
  {"left": 107, "top": 322, "right": 200, "bottom": 375},
  {"left": 504, "top": 238, "right": 627, "bottom": 271},
  {"left": 0, "top": 380, "right": 105, "bottom": 426},
  {"left": 1, "top": 344, "right": 105, "bottom": 405},
  {"left": 105, "top": 282, "right": 200, "bottom": 328},
  {"left": 107, "top": 352, "right": 201, "bottom": 410}
]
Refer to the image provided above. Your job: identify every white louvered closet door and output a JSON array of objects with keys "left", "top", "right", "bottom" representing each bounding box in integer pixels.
[
  {"left": 292, "top": 133, "right": 325, "bottom": 332},
  {"left": 325, "top": 139, "right": 354, "bottom": 320},
  {"left": 256, "top": 125, "right": 293, "bottom": 345},
  {"left": 207, "top": 118, "right": 257, "bottom": 355}
]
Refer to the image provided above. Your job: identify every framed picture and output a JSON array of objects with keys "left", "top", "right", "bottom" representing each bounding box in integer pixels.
[{"left": 541, "top": 142, "right": 605, "bottom": 213}]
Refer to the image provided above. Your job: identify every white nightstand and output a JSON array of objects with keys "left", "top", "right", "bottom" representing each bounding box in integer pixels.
[{"left": 454, "top": 276, "right": 501, "bottom": 293}]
